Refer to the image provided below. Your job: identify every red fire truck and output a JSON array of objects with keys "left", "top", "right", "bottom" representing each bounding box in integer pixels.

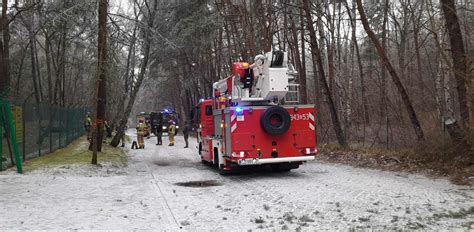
[{"left": 197, "top": 51, "right": 317, "bottom": 174}]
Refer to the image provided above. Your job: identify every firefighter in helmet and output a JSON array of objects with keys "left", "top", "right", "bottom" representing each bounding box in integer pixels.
[
  {"left": 136, "top": 119, "right": 146, "bottom": 149},
  {"left": 168, "top": 120, "right": 176, "bottom": 146}
]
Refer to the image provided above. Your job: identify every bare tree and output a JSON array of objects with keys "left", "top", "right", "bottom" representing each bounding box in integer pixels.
[
  {"left": 303, "top": 0, "right": 348, "bottom": 148},
  {"left": 440, "top": 0, "right": 472, "bottom": 129},
  {"left": 91, "top": 0, "right": 108, "bottom": 164},
  {"left": 356, "top": 0, "right": 424, "bottom": 141},
  {"left": 111, "top": 0, "right": 158, "bottom": 147},
  {"left": 5, "top": 0, "right": 473, "bottom": 154},
  {"left": 344, "top": 0, "right": 367, "bottom": 141},
  {"left": 0, "top": 0, "right": 10, "bottom": 97}
]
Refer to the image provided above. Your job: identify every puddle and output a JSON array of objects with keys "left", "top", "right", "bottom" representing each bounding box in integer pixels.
[
  {"left": 174, "top": 180, "right": 222, "bottom": 188},
  {"left": 154, "top": 161, "right": 172, "bottom": 166},
  {"left": 154, "top": 160, "right": 197, "bottom": 168}
]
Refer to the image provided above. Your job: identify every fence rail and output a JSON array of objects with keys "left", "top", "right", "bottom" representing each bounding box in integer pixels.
[{"left": 1, "top": 99, "right": 87, "bottom": 170}]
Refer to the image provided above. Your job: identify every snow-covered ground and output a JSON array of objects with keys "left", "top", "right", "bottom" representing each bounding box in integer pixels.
[{"left": 0, "top": 131, "right": 473, "bottom": 230}]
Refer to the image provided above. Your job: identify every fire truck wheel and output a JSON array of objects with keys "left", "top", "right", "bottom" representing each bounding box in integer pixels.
[
  {"left": 271, "top": 163, "right": 299, "bottom": 172},
  {"left": 218, "top": 166, "right": 232, "bottom": 175},
  {"left": 213, "top": 148, "right": 219, "bottom": 168},
  {"left": 260, "top": 106, "right": 291, "bottom": 135},
  {"left": 270, "top": 164, "right": 290, "bottom": 172}
]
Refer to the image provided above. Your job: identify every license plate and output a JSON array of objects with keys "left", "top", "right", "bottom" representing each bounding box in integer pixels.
[{"left": 238, "top": 159, "right": 259, "bottom": 165}]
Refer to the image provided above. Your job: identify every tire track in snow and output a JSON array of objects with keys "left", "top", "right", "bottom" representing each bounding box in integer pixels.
[
  {"left": 126, "top": 131, "right": 182, "bottom": 230},
  {"left": 148, "top": 170, "right": 181, "bottom": 230}
]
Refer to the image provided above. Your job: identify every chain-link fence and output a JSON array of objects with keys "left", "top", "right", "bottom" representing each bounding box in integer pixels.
[{"left": 1, "top": 99, "right": 88, "bottom": 170}]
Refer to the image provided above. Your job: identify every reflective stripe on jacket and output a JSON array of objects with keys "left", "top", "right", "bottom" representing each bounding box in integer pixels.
[
  {"left": 136, "top": 123, "right": 146, "bottom": 132},
  {"left": 169, "top": 125, "right": 176, "bottom": 135}
]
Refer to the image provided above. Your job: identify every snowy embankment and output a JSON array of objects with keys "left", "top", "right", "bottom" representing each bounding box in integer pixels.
[{"left": 0, "top": 130, "right": 472, "bottom": 230}]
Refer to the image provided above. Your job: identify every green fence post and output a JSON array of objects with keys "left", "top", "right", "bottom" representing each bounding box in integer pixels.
[{"left": 2, "top": 100, "right": 22, "bottom": 173}]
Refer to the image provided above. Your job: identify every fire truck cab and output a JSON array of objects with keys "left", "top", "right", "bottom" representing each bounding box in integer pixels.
[{"left": 197, "top": 51, "right": 317, "bottom": 174}]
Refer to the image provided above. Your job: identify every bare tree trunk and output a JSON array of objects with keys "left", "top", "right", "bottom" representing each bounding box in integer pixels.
[
  {"left": 288, "top": 10, "right": 306, "bottom": 103},
  {"left": 111, "top": 0, "right": 158, "bottom": 147},
  {"left": 323, "top": 1, "right": 336, "bottom": 101},
  {"left": 29, "top": 29, "right": 40, "bottom": 103},
  {"left": 44, "top": 34, "right": 53, "bottom": 104},
  {"left": 440, "top": 0, "right": 472, "bottom": 129},
  {"left": 91, "top": 0, "right": 108, "bottom": 164},
  {"left": 427, "top": 0, "right": 453, "bottom": 122},
  {"left": 436, "top": 60, "right": 455, "bottom": 119},
  {"left": 412, "top": 1, "right": 425, "bottom": 97},
  {"left": 113, "top": 23, "right": 138, "bottom": 125},
  {"left": 299, "top": 5, "right": 307, "bottom": 104},
  {"left": 15, "top": 45, "right": 28, "bottom": 97},
  {"left": 53, "top": 31, "right": 65, "bottom": 105},
  {"left": 435, "top": 61, "right": 445, "bottom": 120},
  {"left": 303, "top": 0, "right": 347, "bottom": 148},
  {"left": 60, "top": 33, "right": 66, "bottom": 106},
  {"left": 444, "top": 118, "right": 470, "bottom": 150},
  {"left": 356, "top": 0, "right": 424, "bottom": 141},
  {"left": 345, "top": 0, "right": 368, "bottom": 137},
  {"left": 0, "top": 0, "right": 9, "bottom": 97},
  {"left": 381, "top": 0, "right": 388, "bottom": 123},
  {"left": 33, "top": 39, "right": 44, "bottom": 102}
]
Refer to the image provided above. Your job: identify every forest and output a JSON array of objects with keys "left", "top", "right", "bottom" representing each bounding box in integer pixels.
[
  {"left": 1, "top": 1, "right": 474, "bottom": 229},
  {"left": 0, "top": 0, "right": 473, "bottom": 155}
]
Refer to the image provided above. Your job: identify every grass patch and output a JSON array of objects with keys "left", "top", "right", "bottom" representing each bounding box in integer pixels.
[{"left": 22, "top": 136, "right": 127, "bottom": 172}]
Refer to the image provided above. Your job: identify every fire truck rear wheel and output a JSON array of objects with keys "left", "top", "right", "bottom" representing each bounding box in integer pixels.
[
  {"left": 271, "top": 163, "right": 299, "bottom": 172},
  {"left": 260, "top": 106, "right": 291, "bottom": 135},
  {"left": 213, "top": 148, "right": 219, "bottom": 168},
  {"left": 270, "top": 164, "right": 290, "bottom": 172},
  {"left": 218, "top": 167, "right": 232, "bottom": 175}
]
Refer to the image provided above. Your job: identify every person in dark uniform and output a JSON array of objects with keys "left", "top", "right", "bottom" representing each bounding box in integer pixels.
[
  {"left": 84, "top": 112, "right": 92, "bottom": 141},
  {"left": 156, "top": 124, "right": 163, "bottom": 145},
  {"left": 182, "top": 121, "right": 191, "bottom": 148},
  {"left": 105, "top": 120, "right": 112, "bottom": 138},
  {"left": 150, "top": 111, "right": 163, "bottom": 146}
]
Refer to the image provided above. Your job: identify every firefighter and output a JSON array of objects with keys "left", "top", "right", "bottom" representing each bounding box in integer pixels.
[
  {"left": 84, "top": 112, "right": 92, "bottom": 141},
  {"left": 168, "top": 120, "right": 176, "bottom": 146},
  {"left": 182, "top": 121, "right": 191, "bottom": 148},
  {"left": 136, "top": 119, "right": 146, "bottom": 149}
]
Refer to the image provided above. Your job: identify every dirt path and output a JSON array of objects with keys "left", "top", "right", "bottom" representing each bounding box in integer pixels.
[{"left": 0, "top": 132, "right": 472, "bottom": 230}]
